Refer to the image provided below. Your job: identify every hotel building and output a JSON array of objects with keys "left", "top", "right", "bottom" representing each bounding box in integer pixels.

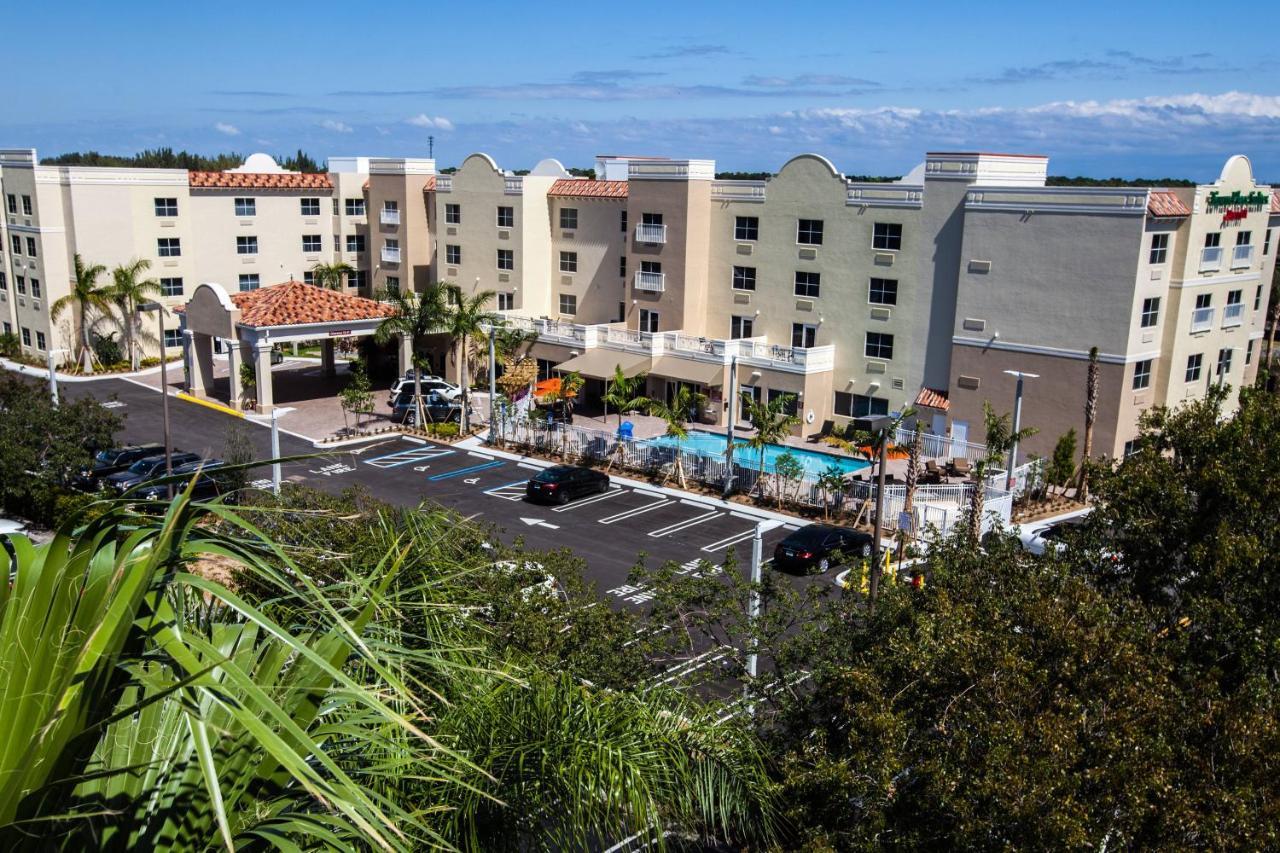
[{"left": 1, "top": 145, "right": 1275, "bottom": 459}]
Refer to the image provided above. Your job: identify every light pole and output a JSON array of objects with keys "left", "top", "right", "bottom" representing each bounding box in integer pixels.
[
  {"left": 486, "top": 323, "right": 497, "bottom": 446},
  {"left": 140, "top": 302, "right": 173, "bottom": 498},
  {"left": 46, "top": 348, "right": 68, "bottom": 406},
  {"left": 866, "top": 414, "right": 894, "bottom": 610},
  {"left": 722, "top": 355, "right": 738, "bottom": 496},
  {"left": 746, "top": 519, "right": 784, "bottom": 689},
  {"left": 1003, "top": 370, "right": 1039, "bottom": 490}
]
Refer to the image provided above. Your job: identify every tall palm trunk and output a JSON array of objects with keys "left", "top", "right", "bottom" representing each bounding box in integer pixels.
[
  {"left": 125, "top": 296, "right": 139, "bottom": 371},
  {"left": 1077, "top": 346, "right": 1099, "bottom": 500},
  {"left": 968, "top": 459, "right": 987, "bottom": 546},
  {"left": 899, "top": 429, "right": 923, "bottom": 559},
  {"left": 458, "top": 335, "right": 471, "bottom": 433},
  {"left": 81, "top": 305, "right": 94, "bottom": 374}
]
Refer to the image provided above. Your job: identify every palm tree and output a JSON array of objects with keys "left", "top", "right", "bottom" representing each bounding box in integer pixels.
[
  {"left": 50, "top": 254, "right": 110, "bottom": 373},
  {"left": 740, "top": 392, "right": 801, "bottom": 499},
  {"left": 602, "top": 364, "right": 648, "bottom": 426},
  {"left": 374, "top": 285, "right": 449, "bottom": 427},
  {"left": 638, "top": 385, "right": 708, "bottom": 488},
  {"left": 968, "top": 400, "right": 1038, "bottom": 545},
  {"left": 897, "top": 427, "right": 924, "bottom": 559},
  {"left": 440, "top": 283, "right": 499, "bottom": 434},
  {"left": 492, "top": 325, "right": 538, "bottom": 371},
  {"left": 107, "top": 258, "right": 162, "bottom": 370},
  {"left": 310, "top": 260, "right": 355, "bottom": 290},
  {"left": 1077, "top": 345, "right": 1100, "bottom": 501}
]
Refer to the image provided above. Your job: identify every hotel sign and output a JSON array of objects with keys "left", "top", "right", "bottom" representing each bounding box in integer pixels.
[{"left": 1206, "top": 190, "right": 1269, "bottom": 211}]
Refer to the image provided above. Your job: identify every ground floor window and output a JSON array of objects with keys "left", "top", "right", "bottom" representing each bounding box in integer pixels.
[
  {"left": 833, "top": 391, "right": 888, "bottom": 418},
  {"left": 639, "top": 309, "right": 659, "bottom": 333},
  {"left": 163, "top": 328, "right": 182, "bottom": 348},
  {"left": 767, "top": 388, "right": 799, "bottom": 416},
  {"left": 35, "top": 331, "right": 45, "bottom": 350}
]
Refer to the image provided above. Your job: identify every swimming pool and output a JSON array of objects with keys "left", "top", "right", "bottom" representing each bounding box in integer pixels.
[{"left": 643, "top": 430, "right": 870, "bottom": 478}]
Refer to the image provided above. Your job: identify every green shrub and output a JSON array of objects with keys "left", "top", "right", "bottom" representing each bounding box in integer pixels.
[
  {"left": 92, "top": 333, "right": 122, "bottom": 366},
  {"left": 429, "top": 422, "right": 460, "bottom": 438},
  {"left": 0, "top": 332, "right": 19, "bottom": 358},
  {"left": 140, "top": 356, "right": 160, "bottom": 368}
]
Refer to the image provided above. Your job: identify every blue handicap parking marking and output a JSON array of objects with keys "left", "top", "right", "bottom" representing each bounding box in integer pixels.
[
  {"left": 363, "top": 444, "right": 456, "bottom": 469},
  {"left": 426, "top": 460, "right": 505, "bottom": 481}
]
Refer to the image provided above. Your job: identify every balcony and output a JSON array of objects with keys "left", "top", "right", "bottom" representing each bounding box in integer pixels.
[
  {"left": 634, "top": 270, "right": 666, "bottom": 292},
  {"left": 380, "top": 246, "right": 401, "bottom": 264},
  {"left": 635, "top": 223, "right": 667, "bottom": 244},
  {"left": 1190, "top": 307, "right": 1214, "bottom": 333},
  {"left": 1199, "top": 246, "right": 1222, "bottom": 273},
  {"left": 380, "top": 208, "right": 401, "bottom": 226},
  {"left": 1223, "top": 303, "right": 1244, "bottom": 327},
  {"left": 1231, "top": 244, "right": 1254, "bottom": 269}
]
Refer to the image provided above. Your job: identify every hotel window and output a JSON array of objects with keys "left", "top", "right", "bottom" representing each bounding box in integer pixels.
[
  {"left": 1132, "top": 359, "right": 1152, "bottom": 390},
  {"left": 385, "top": 276, "right": 400, "bottom": 296},
  {"left": 303, "top": 271, "right": 315, "bottom": 285},
  {"left": 163, "top": 328, "right": 182, "bottom": 348},
  {"left": 641, "top": 212, "right": 663, "bottom": 226},
  {"left": 346, "top": 234, "right": 365, "bottom": 253},
  {"left": 735, "top": 216, "right": 759, "bottom": 241},
  {"left": 638, "top": 309, "right": 659, "bottom": 333},
  {"left": 1227, "top": 289, "right": 1242, "bottom": 305},
  {"left": 302, "top": 234, "right": 322, "bottom": 253},
  {"left": 10, "top": 234, "right": 19, "bottom": 254},
  {"left": 445, "top": 203, "right": 460, "bottom": 224},
  {"left": 238, "top": 274, "right": 260, "bottom": 291},
  {"left": 497, "top": 292, "right": 514, "bottom": 311},
  {"left": 559, "top": 294, "right": 577, "bottom": 315},
  {"left": 794, "top": 271, "right": 820, "bottom": 298},
  {"left": 384, "top": 237, "right": 399, "bottom": 256},
  {"left": 35, "top": 331, "right": 45, "bottom": 350},
  {"left": 865, "top": 331, "right": 894, "bottom": 360},
  {"left": 1265, "top": 229, "right": 1273, "bottom": 255},
  {"left": 1122, "top": 440, "right": 1139, "bottom": 458},
  {"left": 559, "top": 251, "right": 577, "bottom": 273},
  {"left": 160, "top": 278, "right": 184, "bottom": 297},
  {"left": 792, "top": 323, "right": 817, "bottom": 349},
  {"left": 24, "top": 237, "right": 37, "bottom": 258},
  {"left": 1140, "top": 297, "right": 1160, "bottom": 328},
  {"left": 1237, "top": 230, "right": 1252, "bottom": 246},
  {"left": 16, "top": 276, "right": 25, "bottom": 294},
  {"left": 732, "top": 265, "right": 756, "bottom": 291},
  {"left": 30, "top": 279, "right": 40, "bottom": 298},
  {"left": 1255, "top": 286, "right": 1264, "bottom": 311},
  {"left": 873, "top": 222, "right": 903, "bottom": 251},
  {"left": 1217, "top": 347, "right": 1233, "bottom": 376},
  {"left": 797, "top": 218, "right": 823, "bottom": 245},
  {"left": 497, "top": 248, "right": 514, "bottom": 270},
  {"left": 157, "top": 237, "right": 181, "bottom": 257},
  {"left": 1205, "top": 232, "right": 1221, "bottom": 248},
  {"left": 446, "top": 244, "right": 461, "bottom": 265},
  {"left": 1185, "top": 353, "right": 1202, "bottom": 383},
  {"left": 1246, "top": 339, "right": 1255, "bottom": 365},
  {"left": 21, "top": 195, "right": 32, "bottom": 216},
  {"left": 834, "top": 391, "right": 888, "bottom": 418},
  {"left": 497, "top": 205, "right": 514, "bottom": 228},
  {"left": 301, "top": 197, "right": 321, "bottom": 216},
  {"left": 154, "top": 197, "right": 178, "bottom": 217},
  {"left": 234, "top": 198, "right": 256, "bottom": 217},
  {"left": 0, "top": 272, "right": 5, "bottom": 290},
  {"left": 620, "top": 210, "right": 628, "bottom": 233},
  {"left": 345, "top": 198, "right": 366, "bottom": 217},
  {"left": 383, "top": 199, "right": 398, "bottom": 214},
  {"left": 5, "top": 194, "right": 14, "bottom": 214},
  {"left": 236, "top": 236, "right": 258, "bottom": 255},
  {"left": 1, "top": 322, "right": 8, "bottom": 335},
  {"left": 1149, "top": 233, "right": 1169, "bottom": 264},
  {"left": 730, "top": 315, "right": 754, "bottom": 339},
  {"left": 559, "top": 207, "right": 578, "bottom": 230},
  {"left": 1195, "top": 292, "right": 1212, "bottom": 310},
  {"left": 869, "top": 277, "right": 898, "bottom": 305},
  {"left": 619, "top": 255, "right": 626, "bottom": 278},
  {"left": 349, "top": 270, "right": 367, "bottom": 289},
  {"left": 21, "top": 328, "right": 30, "bottom": 346},
  {"left": 768, "top": 389, "right": 799, "bottom": 416}
]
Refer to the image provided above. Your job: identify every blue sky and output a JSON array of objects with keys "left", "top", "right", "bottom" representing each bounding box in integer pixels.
[{"left": 8, "top": 0, "right": 1279, "bottom": 179}]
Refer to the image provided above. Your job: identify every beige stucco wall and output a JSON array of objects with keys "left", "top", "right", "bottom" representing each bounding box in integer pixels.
[
  {"left": 549, "top": 195, "right": 626, "bottom": 324},
  {"left": 626, "top": 177, "right": 699, "bottom": 333},
  {"left": 433, "top": 154, "right": 527, "bottom": 311}
]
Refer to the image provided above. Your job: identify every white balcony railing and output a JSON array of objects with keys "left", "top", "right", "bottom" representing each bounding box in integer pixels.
[
  {"left": 635, "top": 223, "right": 667, "bottom": 244},
  {"left": 380, "top": 246, "right": 401, "bottom": 264},
  {"left": 634, "top": 270, "right": 666, "bottom": 292},
  {"left": 606, "top": 326, "right": 644, "bottom": 346},
  {"left": 1199, "top": 246, "right": 1223, "bottom": 272},
  {"left": 1231, "top": 245, "right": 1254, "bottom": 268},
  {"left": 1190, "top": 307, "right": 1215, "bottom": 333},
  {"left": 1223, "top": 303, "right": 1244, "bottom": 327},
  {"left": 380, "top": 208, "right": 401, "bottom": 226}
]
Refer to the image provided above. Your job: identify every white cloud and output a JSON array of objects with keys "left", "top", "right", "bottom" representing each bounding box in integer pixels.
[
  {"left": 405, "top": 114, "right": 454, "bottom": 131},
  {"left": 214, "top": 122, "right": 240, "bottom": 136},
  {"left": 320, "top": 119, "right": 353, "bottom": 133}
]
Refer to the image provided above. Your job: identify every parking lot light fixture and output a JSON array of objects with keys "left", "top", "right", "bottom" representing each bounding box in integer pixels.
[
  {"left": 1003, "top": 370, "right": 1039, "bottom": 490},
  {"left": 46, "top": 348, "right": 69, "bottom": 406}
]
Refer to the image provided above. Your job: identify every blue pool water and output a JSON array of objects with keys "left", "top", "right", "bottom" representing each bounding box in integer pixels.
[{"left": 643, "top": 430, "right": 870, "bottom": 478}]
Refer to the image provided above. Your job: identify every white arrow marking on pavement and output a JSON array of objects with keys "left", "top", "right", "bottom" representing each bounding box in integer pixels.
[{"left": 520, "top": 517, "right": 561, "bottom": 530}]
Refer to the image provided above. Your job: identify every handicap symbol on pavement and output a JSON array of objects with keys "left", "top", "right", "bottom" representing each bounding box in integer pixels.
[
  {"left": 414, "top": 465, "right": 431, "bottom": 472},
  {"left": 464, "top": 477, "right": 480, "bottom": 484}
]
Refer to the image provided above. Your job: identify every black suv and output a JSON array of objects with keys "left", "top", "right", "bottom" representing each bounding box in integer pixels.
[
  {"left": 392, "top": 391, "right": 462, "bottom": 426},
  {"left": 525, "top": 465, "right": 610, "bottom": 505},
  {"left": 136, "top": 458, "right": 231, "bottom": 503},
  {"left": 74, "top": 443, "right": 165, "bottom": 490},
  {"left": 773, "top": 524, "right": 874, "bottom": 574},
  {"left": 104, "top": 452, "right": 202, "bottom": 494}
]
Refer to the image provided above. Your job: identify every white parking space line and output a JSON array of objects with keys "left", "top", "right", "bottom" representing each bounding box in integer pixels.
[
  {"left": 648, "top": 509, "right": 724, "bottom": 538},
  {"left": 517, "top": 462, "right": 542, "bottom": 471},
  {"left": 598, "top": 499, "right": 671, "bottom": 525},
  {"left": 363, "top": 445, "right": 455, "bottom": 468},
  {"left": 552, "top": 487, "right": 625, "bottom": 512},
  {"left": 701, "top": 529, "right": 757, "bottom": 553},
  {"left": 466, "top": 450, "right": 495, "bottom": 460},
  {"left": 483, "top": 480, "right": 528, "bottom": 501}
]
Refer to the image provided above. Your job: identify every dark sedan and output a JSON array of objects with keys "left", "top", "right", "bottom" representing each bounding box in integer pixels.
[
  {"left": 74, "top": 443, "right": 165, "bottom": 490},
  {"left": 136, "top": 458, "right": 231, "bottom": 503},
  {"left": 103, "top": 452, "right": 202, "bottom": 494},
  {"left": 773, "top": 524, "right": 874, "bottom": 574},
  {"left": 525, "top": 465, "right": 610, "bottom": 505}
]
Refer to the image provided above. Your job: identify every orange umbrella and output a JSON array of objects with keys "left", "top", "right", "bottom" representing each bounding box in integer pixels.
[{"left": 534, "top": 377, "right": 578, "bottom": 399}]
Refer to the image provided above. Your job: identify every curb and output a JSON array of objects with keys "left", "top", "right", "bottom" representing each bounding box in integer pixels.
[
  {"left": 0, "top": 357, "right": 182, "bottom": 383},
  {"left": 176, "top": 392, "right": 243, "bottom": 418}
]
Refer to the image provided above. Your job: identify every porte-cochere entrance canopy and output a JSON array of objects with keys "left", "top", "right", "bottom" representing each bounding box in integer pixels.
[{"left": 180, "top": 280, "right": 407, "bottom": 412}]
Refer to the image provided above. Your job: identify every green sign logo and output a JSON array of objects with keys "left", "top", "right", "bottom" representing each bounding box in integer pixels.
[{"left": 1206, "top": 190, "right": 1269, "bottom": 211}]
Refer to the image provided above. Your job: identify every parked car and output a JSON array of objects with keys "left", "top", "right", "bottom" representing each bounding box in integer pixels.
[
  {"left": 136, "top": 458, "right": 232, "bottom": 503},
  {"left": 74, "top": 443, "right": 165, "bottom": 490},
  {"left": 392, "top": 391, "right": 463, "bottom": 426},
  {"left": 525, "top": 465, "right": 610, "bottom": 505},
  {"left": 387, "top": 374, "right": 458, "bottom": 405},
  {"left": 104, "top": 452, "right": 202, "bottom": 494},
  {"left": 1018, "top": 511, "right": 1090, "bottom": 556},
  {"left": 773, "top": 524, "right": 874, "bottom": 574}
]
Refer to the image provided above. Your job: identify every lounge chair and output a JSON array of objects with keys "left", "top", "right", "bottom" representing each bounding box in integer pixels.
[
  {"left": 949, "top": 457, "right": 972, "bottom": 477},
  {"left": 922, "top": 460, "right": 942, "bottom": 484}
]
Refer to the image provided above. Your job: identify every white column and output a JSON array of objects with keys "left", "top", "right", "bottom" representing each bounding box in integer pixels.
[
  {"left": 227, "top": 339, "right": 243, "bottom": 410},
  {"left": 398, "top": 332, "right": 414, "bottom": 376},
  {"left": 253, "top": 339, "right": 274, "bottom": 412}
]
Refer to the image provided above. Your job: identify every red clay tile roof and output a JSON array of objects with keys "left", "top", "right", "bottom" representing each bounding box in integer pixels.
[
  {"left": 1147, "top": 190, "right": 1191, "bottom": 218},
  {"left": 424, "top": 175, "right": 436, "bottom": 192},
  {"left": 548, "top": 178, "right": 628, "bottom": 199},
  {"left": 914, "top": 387, "right": 950, "bottom": 412},
  {"left": 231, "top": 280, "right": 395, "bottom": 327},
  {"left": 189, "top": 171, "right": 333, "bottom": 190},
  {"left": 1272, "top": 189, "right": 1280, "bottom": 214}
]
